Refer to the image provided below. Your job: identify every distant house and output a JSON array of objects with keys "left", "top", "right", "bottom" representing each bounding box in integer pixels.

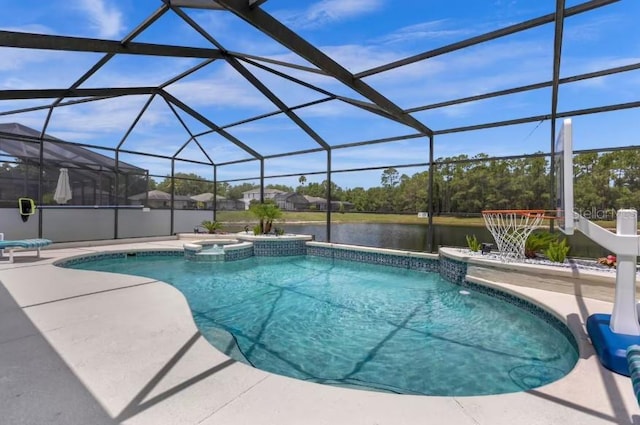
[
  {"left": 190, "top": 192, "right": 224, "bottom": 209},
  {"left": 241, "top": 188, "right": 286, "bottom": 210},
  {"left": 129, "top": 190, "right": 194, "bottom": 209},
  {"left": 241, "top": 189, "right": 353, "bottom": 211},
  {"left": 189, "top": 193, "right": 242, "bottom": 210},
  {"left": 304, "top": 195, "right": 354, "bottom": 211},
  {"left": 303, "top": 195, "right": 325, "bottom": 210},
  {"left": 217, "top": 199, "right": 245, "bottom": 210},
  {"left": 72, "top": 186, "right": 112, "bottom": 206},
  {"left": 273, "top": 192, "right": 309, "bottom": 211}
]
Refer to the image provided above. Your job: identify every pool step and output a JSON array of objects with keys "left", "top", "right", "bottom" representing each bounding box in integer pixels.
[
  {"left": 195, "top": 250, "right": 225, "bottom": 261},
  {"left": 184, "top": 242, "right": 225, "bottom": 262}
]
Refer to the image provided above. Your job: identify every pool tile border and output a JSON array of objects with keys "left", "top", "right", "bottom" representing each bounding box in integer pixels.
[
  {"left": 252, "top": 239, "right": 307, "bottom": 257},
  {"left": 461, "top": 279, "right": 579, "bottom": 352},
  {"left": 224, "top": 245, "right": 253, "bottom": 261},
  {"left": 306, "top": 244, "right": 439, "bottom": 273},
  {"left": 305, "top": 243, "right": 575, "bottom": 351},
  {"left": 55, "top": 249, "right": 183, "bottom": 267}
]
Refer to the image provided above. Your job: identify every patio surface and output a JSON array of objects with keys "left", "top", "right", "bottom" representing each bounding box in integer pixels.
[{"left": 0, "top": 238, "right": 639, "bottom": 424}]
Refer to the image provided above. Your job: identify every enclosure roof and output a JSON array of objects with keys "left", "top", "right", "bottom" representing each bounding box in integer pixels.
[{"left": 0, "top": 123, "right": 144, "bottom": 174}]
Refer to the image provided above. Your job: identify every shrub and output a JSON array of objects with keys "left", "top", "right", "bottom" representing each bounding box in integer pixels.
[
  {"left": 545, "top": 239, "right": 570, "bottom": 263},
  {"left": 201, "top": 220, "right": 222, "bottom": 234},
  {"left": 465, "top": 234, "right": 482, "bottom": 252},
  {"left": 525, "top": 231, "right": 558, "bottom": 258}
]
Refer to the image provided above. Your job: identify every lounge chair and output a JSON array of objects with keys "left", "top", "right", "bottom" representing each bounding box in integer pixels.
[{"left": 0, "top": 238, "right": 52, "bottom": 263}]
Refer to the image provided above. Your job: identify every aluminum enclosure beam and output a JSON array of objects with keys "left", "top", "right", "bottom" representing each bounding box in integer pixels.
[
  {"left": 0, "top": 87, "right": 156, "bottom": 100},
  {"left": 550, "top": 0, "right": 567, "bottom": 124},
  {"left": 549, "top": 0, "right": 567, "bottom": 230},
  {"left": 356, "top": 0, "right": 619, "bottom": 78},
  {"left": 215, "top": 0, "right": 434, "bottom": 137},
  {"left": 0, "top": 30, "right": 225, "bottom": 59},
  {"left": 237, "top": 58, "right": 406, "bottom": 125},
  {"left": 49, "top": 5, "right": 170, "bottom": 111},
  {"left": 169, "top": 0, "right": 226, "bottom": 9},
  {"left": 406, "top": 60, "right": 640, "bottom": 113},
  {"left": 0, "top": 95, "right": 119, "bottom": 116},
  {"left": 159, "top": 90, "right": 263, "bottom": 160},
  {"left": 225, "top": 57, "right": 331, "bottom": 150},
  {"left": 168, "top": 0, "right": 268, "bottom": 9}
]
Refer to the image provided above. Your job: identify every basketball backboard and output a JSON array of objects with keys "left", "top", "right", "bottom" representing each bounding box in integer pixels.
[{"left": 555, "top": 118, "right": 574, "bottom": 235}]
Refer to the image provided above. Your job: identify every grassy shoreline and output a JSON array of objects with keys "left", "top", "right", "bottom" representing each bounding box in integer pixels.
[
  {"left": 216, "top": 211, "right": 620, "bottom": 229},
  {"left": 216, "top": 211, "right": 485, "bottom": 226}
]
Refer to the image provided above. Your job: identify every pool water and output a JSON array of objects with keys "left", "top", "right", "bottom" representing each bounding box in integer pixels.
[{"left": 69, "top": 255, "right": 578, "bottom": 396}]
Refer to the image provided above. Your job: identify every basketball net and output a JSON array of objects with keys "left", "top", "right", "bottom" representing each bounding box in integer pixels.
[{"left": 482, "top": 210, "right": 548, "bottom": 260}]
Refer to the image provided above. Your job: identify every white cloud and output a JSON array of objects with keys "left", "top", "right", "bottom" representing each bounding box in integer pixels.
[
  {"left": 3, "top": 24, "right": 54, "bottom": 35},
  {"left": 74, "top": 0, "right": 124, "bottom": 38},
  {"left": 332, "top": 140, "right": 429, "bottom": 168},
  {"left": 376, "top": 20, "right": 473, "bottom": 45},
  {"left": 563, "top": 14, "right": 621, "bottom": 42},
  {"left": 225, "top": 120, "right": 299, "bottom": 134},
  {"left": 560, "top": 56, "right": 640, "bottom": 87},
  {"left": 0, "top": 48, "right": 110, "bottom": 92},
  {"left": 40, "top": 96, "right": 173, "bottom": 149},
  {"left": 80, "top": 56, "right": 203, "bottom": 88},
  {"left": 278, "top": 0, "right": 385, "bottom": 30},
  {"left": 0, "top": 47, "right": 60, "bottom": 73},
  {"left": 200, "top": 141, "right": 255, "bottom": 164},
  {"left": 165, "top": 64, "right": 275, "bottom": 112},
  {"left": 358, "top": 39, "right": 551, "bottom": 108},
  {"left": 317, "top": 44, "right": 404, "bottom": 74}
]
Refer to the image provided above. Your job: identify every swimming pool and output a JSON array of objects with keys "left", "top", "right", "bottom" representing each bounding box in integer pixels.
[{"left": 66, "top": 254, "right": 578, "bottom": 396}]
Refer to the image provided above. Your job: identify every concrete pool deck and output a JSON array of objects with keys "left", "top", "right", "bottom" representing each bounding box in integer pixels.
[{"left": 0, "top": 239, "right": 638, "bottom": 424}]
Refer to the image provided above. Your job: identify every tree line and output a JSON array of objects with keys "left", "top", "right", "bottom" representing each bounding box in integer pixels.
[{"left": 151, "top": 150, "right": 640, "bottom": 216}]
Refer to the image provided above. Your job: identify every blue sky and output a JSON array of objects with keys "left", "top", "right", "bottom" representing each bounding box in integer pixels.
[{"left": 1, "top": 0, "right": 639, "bottom": 189}]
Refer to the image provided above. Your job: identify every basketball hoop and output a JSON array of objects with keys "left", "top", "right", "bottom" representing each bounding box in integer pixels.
[{"left": 482, "top": 210, "right": 555, "bottom": 260}]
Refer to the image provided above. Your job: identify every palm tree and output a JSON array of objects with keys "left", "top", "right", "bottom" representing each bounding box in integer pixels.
[
  {"left": 200, "top": 220, "right": 222, "bottom": 234},
  {"left": 297, "top": 175, "right": 307, "bottom": 194},
  {"left": 249, "top": 201, "right": 283, "bottom": 234}
]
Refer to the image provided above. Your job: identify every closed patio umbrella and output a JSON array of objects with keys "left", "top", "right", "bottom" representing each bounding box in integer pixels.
[{"left": 53, "top": 168, "right": 72, "bottom": 204}]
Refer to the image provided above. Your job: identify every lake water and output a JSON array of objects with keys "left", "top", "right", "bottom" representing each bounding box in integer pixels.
[{"left": 280, "top": 223, "right": 610, "bottom": 259}]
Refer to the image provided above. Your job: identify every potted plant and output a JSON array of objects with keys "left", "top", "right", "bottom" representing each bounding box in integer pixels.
[{"left": 597, "top": 254, "right": 617, "bottom": 268}]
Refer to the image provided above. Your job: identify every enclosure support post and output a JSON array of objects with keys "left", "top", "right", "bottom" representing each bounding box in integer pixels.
[
  {"left": 114, "top": 151, "right": 120, "bottom": 239},
  {"left": 326, "top": 149, "right": 332, "bottom": 243},
  {"left": 37, "top": 108, "right": 54, "bottom": 239},
  {"left": 549, "top": 125, "right": 556, "bottom": 233},
  {"left": 260, "top": 159, "right": 264, "bottom": 203},
  {"left": 213, "top": 165, "right": 217, "bottom": 221},
  {"left": 427, "top": 135, "right": 435, "bottom": 252},
  {"left": 549, "top": 0, "right": 566, "bottom": 232},
  {"left": 170, "top": 159, "right": 175, "bottom": 236}
]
